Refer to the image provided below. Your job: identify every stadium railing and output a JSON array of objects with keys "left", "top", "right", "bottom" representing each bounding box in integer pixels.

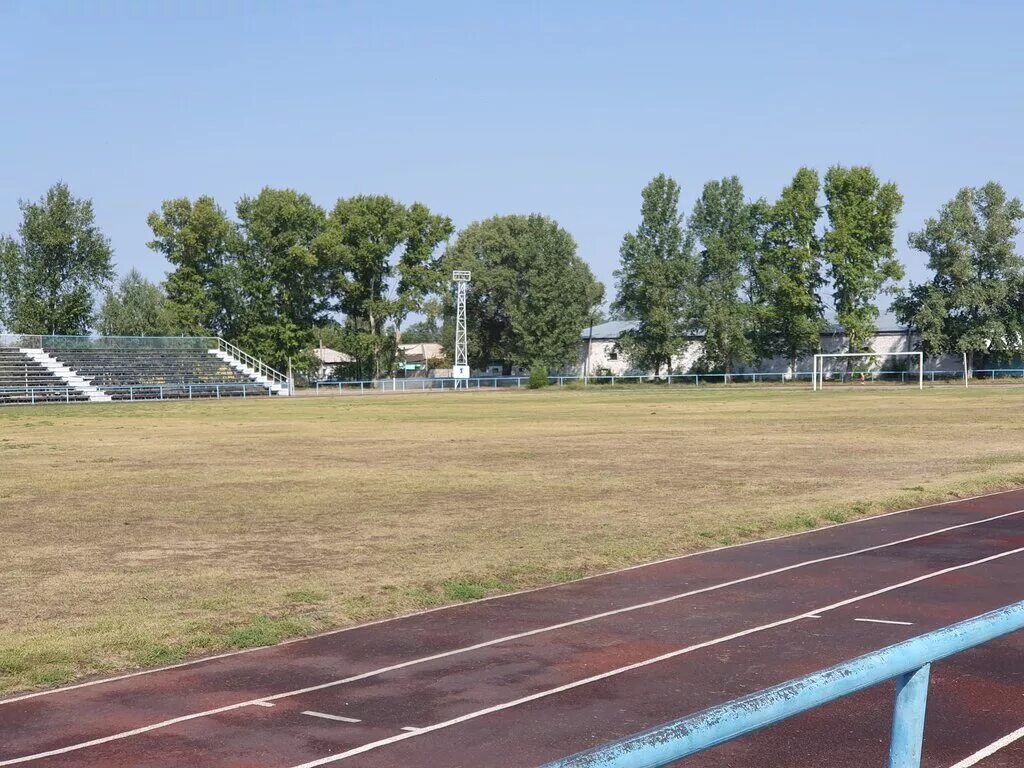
[
  {"left": 542, "top": 600, "right": 1024, "bottom": 768},
  {"left": 309, "top": 367, "right": 1024, "bottom": 393}
]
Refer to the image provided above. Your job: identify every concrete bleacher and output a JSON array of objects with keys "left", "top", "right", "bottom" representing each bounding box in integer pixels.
[
  {"left": 42, "top": 346, "right": 272, "bottom": 401},
  {"left": 0, "top": 336, "right": 287, "bottom": 405},
  {"left": 0, "top": 349, "right": 89, "bottom": 405}
]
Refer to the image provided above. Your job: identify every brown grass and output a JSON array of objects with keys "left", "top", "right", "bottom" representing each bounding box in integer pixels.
[{"left": 2, "top": 385, "right": 1024, "bottom": 695}]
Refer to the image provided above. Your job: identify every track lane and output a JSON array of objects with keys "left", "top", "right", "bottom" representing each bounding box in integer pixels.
[
  {"left": 4, "top": 489, "right": 1023, "bottom": 762},
  {"left": 7, "top": 506, "right": 1023, "bottom": 767}
]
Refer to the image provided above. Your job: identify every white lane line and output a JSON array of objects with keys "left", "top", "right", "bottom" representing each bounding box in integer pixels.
[
  {"left": 854, "top": 618, "right": 914, "bottom": 626},
  {"left": 284, "top": 545, "right": 1024, "bottom": 767},
  {"left": 252, "top": 702, "right": 275, "bottom": 708},
  {"left": 5, "top": 487, "right": 1017, "bottom": 707},
  {"left": 3, "top": 513, "right": 1022, "bottom": 767},
  {"left": 949, "top": 725, "right": 1024, "bottom": 767},
  {"left": 301, "top": 712, "right": 361, "bottom": 724},
  {"left": 805, "top": 614, "right": 822, "bottom": 619},
  {"left": 400, "top": 727, "right": 422, "bottom": 732}
]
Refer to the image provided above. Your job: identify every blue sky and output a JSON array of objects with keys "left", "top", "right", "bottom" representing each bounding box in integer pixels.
[{"left": 2, "top": 1, "right": 1022, "bottom": 311}]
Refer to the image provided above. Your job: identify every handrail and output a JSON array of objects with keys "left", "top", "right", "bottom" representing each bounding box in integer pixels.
[
  {"left": 215, "top": 338, "right": 290, "bottom": 388},
  {"left": 544, "top": 600, "right": 1024, "bottom": 768}
]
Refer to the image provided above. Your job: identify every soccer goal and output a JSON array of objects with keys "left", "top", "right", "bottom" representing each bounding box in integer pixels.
[{"left": 812, "top": 351, "right": 924, "bottom": 391}]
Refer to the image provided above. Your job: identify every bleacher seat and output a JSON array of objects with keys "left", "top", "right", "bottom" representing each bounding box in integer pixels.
[
  {"left": 42, "top": 347, "right": 271, "bottom": 401},
  {"left": 0, "top": 349, "right": 88, "bottom": 405}
]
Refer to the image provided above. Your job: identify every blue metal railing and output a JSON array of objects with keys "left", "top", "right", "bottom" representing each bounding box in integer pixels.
[
  {"left": 309, "top": 368, "right": 1024, "bottom": 393},
  {"left": 544, "top": 600, "right": 1024, "bottom": 768}
]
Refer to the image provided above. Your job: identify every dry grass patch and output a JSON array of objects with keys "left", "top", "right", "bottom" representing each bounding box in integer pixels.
[{"left": 2, "top": 386, "right": 1024, "bottom": 694}]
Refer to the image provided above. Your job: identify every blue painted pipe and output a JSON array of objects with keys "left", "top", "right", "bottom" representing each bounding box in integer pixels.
[{"left": 543, "top": 600, "right": 1024, "bottom": 768}]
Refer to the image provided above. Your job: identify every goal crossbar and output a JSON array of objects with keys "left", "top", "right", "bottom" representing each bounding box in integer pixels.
[{"left": 812, "top": 351, "right": 924, "bottom": 391}]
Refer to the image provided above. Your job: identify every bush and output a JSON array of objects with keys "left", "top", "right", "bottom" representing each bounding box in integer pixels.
[{"left": 527, "top": 365, "right": 549, "bottom": 389}]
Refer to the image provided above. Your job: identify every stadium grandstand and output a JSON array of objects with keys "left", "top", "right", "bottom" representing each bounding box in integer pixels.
[{"left": 0, "top": 335, "right": 290, "bottom": 405}]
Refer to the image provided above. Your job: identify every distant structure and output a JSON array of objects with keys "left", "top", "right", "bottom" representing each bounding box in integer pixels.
[{"left": 452, "top": 270, "right": 471, "bottom": 386}]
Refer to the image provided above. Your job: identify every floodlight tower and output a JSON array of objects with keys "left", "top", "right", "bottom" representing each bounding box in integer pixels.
[{"left": 452, "top": 270, "right": 471, "bottom": 387}]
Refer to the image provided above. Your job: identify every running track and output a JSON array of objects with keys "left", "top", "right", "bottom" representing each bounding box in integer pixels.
[{"left": 3, "top": 489, "right": 1024, "bottom": 767}]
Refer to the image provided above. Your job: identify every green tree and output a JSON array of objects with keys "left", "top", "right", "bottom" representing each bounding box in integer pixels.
[
  {"left": 97, "top": 269, "right": 177, "bottom": 336},
  {"left": 612, "top": 174, "right": 694, "bottom": 376},
  {"left": 689, "top": 176, "right": 758, "bottom": 377},
  {"left": 147, "top": 196, "right": 239, "bottom": 336},
  {"left": 894, "top": 183, "right": 1024, "bottom": 373},
  {"left": 823, "top": 166, "right": 904, "bottom": 355},
  {"left": 233, "top": 188, "right": 332, "bottom": 370},
  {"left": 751, "top": 168, "right": 826, "bottom": 374},
  {"left": 0, "top": 182, "right": 113, "bottom": 334},
  {"left": 318, "top": 196, "right": 452, "bottom": 377},
  {"left": 444, "top": 214, "right": 603, "bottom": 371}
]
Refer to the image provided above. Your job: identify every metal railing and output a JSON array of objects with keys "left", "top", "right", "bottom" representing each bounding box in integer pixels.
[
  {"left": 309, "top": 367, "right": 1024, "bottom": 394},
  {"left": 0, "top": 385, "right": 83, "bottom": 404},
  {"left": 0, "top": 382, "right": 268, "bottom": 405},
  {"left": 544, "top": 600, "right": 1024, "bottom": 768},
  {"left": 101, "top": 382, "right": 268, "bottom": 401},
  {"left": 0, "top": 333, "right": 216, "bottom": 350},
  {"left": 215, "top": 337, "right": 291, "bottom": 390}
]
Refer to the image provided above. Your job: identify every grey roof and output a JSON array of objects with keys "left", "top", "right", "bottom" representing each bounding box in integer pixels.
[
  {"left": 580, "top": 320, "right": 638, "bottom": 340},
  {"left": 582, "top": 313, "right": 910, "bottom": 341}
]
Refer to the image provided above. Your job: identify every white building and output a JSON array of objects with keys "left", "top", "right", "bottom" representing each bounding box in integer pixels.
[{"left": 576, "top": 318, "right": 960, "bottom": 378}]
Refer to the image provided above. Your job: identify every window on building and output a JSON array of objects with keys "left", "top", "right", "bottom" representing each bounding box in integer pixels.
[{"left": 608, "top": 351, "right": 618, "bottom": 361}]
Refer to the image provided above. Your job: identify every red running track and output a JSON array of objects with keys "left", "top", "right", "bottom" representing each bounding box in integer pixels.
[{"left": 3, "top": 489, "right": 1024, "bottom": 767}]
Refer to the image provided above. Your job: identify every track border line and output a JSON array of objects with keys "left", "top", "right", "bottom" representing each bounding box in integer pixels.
[{"left": 4, "top": 486, "right": 1019, "bottom": 707}]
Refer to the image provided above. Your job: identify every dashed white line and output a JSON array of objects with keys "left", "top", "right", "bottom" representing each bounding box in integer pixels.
[
  {"left": 301, "top": 712, "right": 361, "bottom": 724},
  {"left": 2, "top": 512, "right": 1021, "bottom": 768},
  {"left": 283, "top": 545, "right": 1024, "bottom": 767},
  {"left": 854, "top": 618, "right": 915, "bottom": 626},
  {"left": 400, "top": 727, "right": 422, "bottom": 732},
  {"left": 252, "top": 702, "right": 275, "bottom": 708},
  {"left": 949, "top": 724, "right": 1024, "bottom": 767}
]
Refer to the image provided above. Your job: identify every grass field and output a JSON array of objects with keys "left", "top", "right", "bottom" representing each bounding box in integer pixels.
[{"left": 3, "top": 385, "right": 1024, "bottom": 696}]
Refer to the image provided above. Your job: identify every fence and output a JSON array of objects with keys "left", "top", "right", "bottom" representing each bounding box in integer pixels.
[
  {"left": 309, "top": 367, "right": 1024, "bottom": 394},
  {"left": 0, "top": 382, "right": 266, "bottom": 406},
  {"left": 544, "top": 600, "right": 1024, "bottom": 768},
  {"left": 0, "top": 333, "right": 216, "bottom": 350}
]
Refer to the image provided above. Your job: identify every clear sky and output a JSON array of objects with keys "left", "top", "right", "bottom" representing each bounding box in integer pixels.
[{"left": 2, "top": 0, "right": 1022, "bottom": 310}]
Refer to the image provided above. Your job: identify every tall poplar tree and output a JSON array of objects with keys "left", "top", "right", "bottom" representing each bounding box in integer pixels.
[
  {"left": 823, "top": 166, "right": 904, "bottom": 354},
  {"left": 689, "top": 176, "right": 758, "bottom": 377},
  {"left": 612, "top": 174, "right": 694, "bottom": 376},
  {"left": 751, "top": 168, "right": 825, "bottom": 374}
]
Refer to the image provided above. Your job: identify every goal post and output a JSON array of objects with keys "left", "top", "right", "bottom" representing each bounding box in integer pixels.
[{"left": 812, "top": 351, "right": 924, "bottom": 391}]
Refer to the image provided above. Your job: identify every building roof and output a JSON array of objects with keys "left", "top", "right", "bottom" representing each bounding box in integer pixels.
[
  {"left": 399, "top": 342, "right": 444, "bottom": 362},
  {"left": 313, "top": 347, "right": 355, "bottom": 364},
  {"left": 580, "top": 320, "right": 639, "bottom": 340}
]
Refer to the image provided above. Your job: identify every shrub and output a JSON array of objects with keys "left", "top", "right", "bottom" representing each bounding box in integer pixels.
[{"left": 527, "top": 365, "right": 549, "bottom": 389}]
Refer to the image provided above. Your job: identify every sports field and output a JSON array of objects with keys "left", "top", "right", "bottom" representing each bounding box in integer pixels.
[{"left": 3, "top": 386, "right": 1024, "bottom": 698}]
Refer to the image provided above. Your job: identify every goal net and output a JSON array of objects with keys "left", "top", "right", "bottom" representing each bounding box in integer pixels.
[{"left": 812, "top": 352, "right": 924, "bottom": 390}]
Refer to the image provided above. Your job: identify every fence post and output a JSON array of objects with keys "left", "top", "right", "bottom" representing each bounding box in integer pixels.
[
  {"left": 888, "top": 663, "right": 931, "bottom": 768},
  {"left": 189, "top": 385, "right": 193, "bottom": 400}
]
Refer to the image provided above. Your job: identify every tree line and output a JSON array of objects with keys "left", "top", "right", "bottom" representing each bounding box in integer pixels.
[
  {"left": 615, "top": 168, "right": 1023, "bottom": 376},
  {"left": 1, "top": 172, "right": 1020, "bottom": 377}
]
